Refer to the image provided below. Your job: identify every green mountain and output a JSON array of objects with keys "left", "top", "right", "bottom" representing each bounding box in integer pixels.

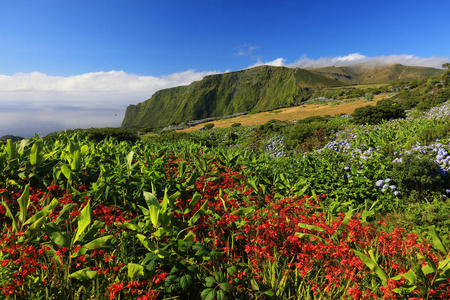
[
  {"left": 121, "top": 66, "right": 343, "bottom": 130},
  {"left": 121, "top": 64, "right": 445, "bottom": 130},
  {"left": 309, "top": 63, "right": 445, "bottom": 84}
]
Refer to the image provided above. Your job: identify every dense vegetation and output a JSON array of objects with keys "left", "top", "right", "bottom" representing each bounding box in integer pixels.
[{"left": 1, "top": 72, "right": 450, "bottom": 299}]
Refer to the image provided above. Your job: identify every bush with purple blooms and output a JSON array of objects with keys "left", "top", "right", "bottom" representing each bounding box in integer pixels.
[{"left": 389, "top": 154, "right": 447, "bottom": 202}]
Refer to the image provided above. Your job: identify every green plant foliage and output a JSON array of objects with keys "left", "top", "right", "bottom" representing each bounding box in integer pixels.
[
  {"left": 389, "top": 154, "right": 446, "bottom": 202},
  {"left": 352, "top": 99, "right": 406, "bottom": 125}
]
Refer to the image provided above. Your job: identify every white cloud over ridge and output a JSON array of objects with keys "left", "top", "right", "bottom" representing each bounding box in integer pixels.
[{"left": 252, "top": 53, "right": 450, "bottom": 69}]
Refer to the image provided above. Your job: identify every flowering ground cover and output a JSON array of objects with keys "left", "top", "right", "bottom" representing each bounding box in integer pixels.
[{"left": 0, "top": 120, "right": 449, "bottom": 299}]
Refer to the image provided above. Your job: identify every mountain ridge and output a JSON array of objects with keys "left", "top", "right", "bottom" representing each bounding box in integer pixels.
[{"left": 121, "top": 64, "right": 444, "bottom": 130}]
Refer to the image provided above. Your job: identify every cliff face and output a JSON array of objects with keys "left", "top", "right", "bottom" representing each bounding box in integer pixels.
[{"left": 121, "top": 65, "right": 342, "bottom": 129}]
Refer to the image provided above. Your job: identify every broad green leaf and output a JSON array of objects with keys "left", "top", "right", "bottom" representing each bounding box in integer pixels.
[
  {"left": 201, "top": 288, "right": 216, "bottom": 300},
  {"left": 18, "top": 184, "right": 30, "bottom": 223},
  {"left": 144, "top": 191, "right": 160, "bottom": 228},
  {"left": 45, "top": 223, "right": 70, "bottom": 247},
  {"left": 115, "top": 221, "right": 141, "bottom": 232},
  {"left": 55, "top": 203, "right": 77, "bottom": 224},
  {"left": 231, "top": 206, "right": 254, "bottom": 217},
  {"left": 72, "top": 202, "right": 91, "bottom": 245},
  {"left": 30, "top": 139, "right": 44, "bottom": 167},
  {"left": 1, "top": 201, "right": 18, "bottom": 232},
  {"left": 216, "top": 290, "right": 226, "bottom": 300},
  {"left": 136, "top": 234, "right": 157, "bottom": 252},
  {"left": 298, "top": 223, "right": 325, "bottom": 232},
  {"left": 61, "top": 164, "right": 72, "bottom": 181},
  {"left": 295, "top": 232, "right": 324, "bottom": 243},
  {"left": 391, "top": 269, "right": 418, "bottom": 285},
  {"left": 69, "top": 268, "right": 98, "bottom": 280},
  {"left": 77, "top": 220, "right": 104, "bottom": 244},
  {"left": 220, "top": 282, "right": 232, "bottom": 292},
  {"left": 428, "top": 226, "right": 448, "bottom": 255},
  {"left": 23, "top": 198, "right": 59, "bottom": 226},
  {"left": 127, "top": 263, "right": 144, "bottom": 279},
  {"left": 353, "top": 249, "right": 387, "bottom": 285},
  {"left": 227, "top": 266, "right": 237, "bottom": 275},
  {"left": 184, "top": 192, "right": 201, "bottom": 214},
  {"left": 126, "top": 150, "right": 134, "bottom": 175},
  {"left": 180, "top": 274, "right": 193, "bottom": 291},
  {"left": 6, "top": 139, "right": 18, "bottom": 160},
  {"left": 72, "top": 235, "right": 113, "bottom": 257},
  {"left": 188, "top": 199, "right": 209, "bottom": 226}
]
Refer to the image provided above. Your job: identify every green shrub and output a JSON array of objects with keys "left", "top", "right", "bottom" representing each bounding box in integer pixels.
[
  {"left": 352, "top": 99, "right": 405, "bottom": 125},
  {"left": 85, "top": 127, "right": 139, "bottom": 142},
  {"left": 389, "top": 154, "right": 446, "bottom": 203},
  {"left": 231, "top": 123, "right": 241, "bottom": 127},
  {"left": 286, "top": 121, "right": 331, "bottom": 150},
  {"left": 204, "top": 123, "right": 215, "bottom": 129}
]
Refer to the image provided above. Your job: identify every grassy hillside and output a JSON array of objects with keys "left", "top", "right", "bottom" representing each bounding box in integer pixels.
[
  {"left": 122, "top": 64, "right": 444, "bottom": 130},
  {"left": 121, "top": 66, "right": 343, "bottom": 130},
  {"left": 310, "top": 63, "right": 445, "bottom": 84}
]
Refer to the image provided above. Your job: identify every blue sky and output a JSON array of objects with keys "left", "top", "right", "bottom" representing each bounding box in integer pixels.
[{"left": 1, "top": 0, "right": 449, "bottom": 137}]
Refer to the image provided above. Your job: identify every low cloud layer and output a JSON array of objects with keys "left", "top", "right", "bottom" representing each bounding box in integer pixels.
[
  {"left": 0, "top": 69, "right": 218, "bottom": 137},
  {"left": 252, "top": 53, "right": 450, "bottom": 69},
  {"left": 0, "top": 69, "right": 218, "bottom": 107}
]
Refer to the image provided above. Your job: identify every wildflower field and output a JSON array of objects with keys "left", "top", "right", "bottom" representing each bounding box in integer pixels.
[{"left": 1, "top": 100, "right": 450, "bottom": 299}]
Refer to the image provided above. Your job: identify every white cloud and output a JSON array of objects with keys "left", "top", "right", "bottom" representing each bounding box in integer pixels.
[
  {"left": 247, "top": 53, "right": 449, "bottom": 70},
  {"left": 0, "top": 69, "right": 219, "bottom": 137},
  {"left": 234, "top": 44, "right": 259, "bottom": 57},
  {"left": 250, "top": 57, "right": 287, "bottom": 68},
  {"left": 287, "top": 53, "right": 450, "bottom": 69},
  {"left": 0, "top": 69, "right": 219, "bottom": 107}
]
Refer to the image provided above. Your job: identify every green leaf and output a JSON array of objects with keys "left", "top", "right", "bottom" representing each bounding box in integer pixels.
[
  {"left": 188, "top": 198, "right": 209, "bottom": 226},
  {"left": 30, "top": 139, "right": 44, "bottom": 167},
  {"left": 220, "top": 282, "right": 232, "bottom": 292},
  {"left": 61, "top": 164, "right": 72, "bottom": 181},
  {"left": 144, "top": 191, "right": 160, "bottom": 228},
  {"left": 180, "top": 274, "right": 193, "bottom": 291},
  {"left": 297, "top": 223, "right": 325, "bottom": 232},
  {"left": 391, "top": 269, "right": 418, "bottom": 285},
  {"left": 68, "top": 141, "right": 81, "bottom": 171},
  {"left": 227, "top": 266, "right": 237, "bottom": 275},
  {"left": 72, "top": 202, "right": 91, "bottom": 245},
  {"left": 23, "top": 198, "right": 59, "bottom": 226},
  {"left": 231, "top": 207, "right": 254, "bottom": 217},
  {"left": 295, "top": 232, "right": 324, "bottom": 243},
  {"left": 6, "top": 139, "right": 19, "bottom": 160},
  {"left": 184, "top": 192, "right": 201, "bottom": 214},
  {"left": 353, "top": 249, "right": 387, "bottom": 285},
  {"left": 263, "top": 290, "right": 275, "bottom": 297},
  {"left": 205, "top": 276, "right": 216, "bottom": 287},
  {"left": 136, "top": 234, "right": 157, "bottom": 252},
  {"left": 126, "top": 150, "right": 134, "bottom": 175},
  {"left": 18, "top": 184, "right": 30, "bottom": 223},
  {"left": 77, "top": 220, "right": 104, "bottom": 244},
  {"left": 1, "top": 201, "right": 18, "bottom": 232},
  {"left": 55, "top": 203, "right": 77, "bottom": 224},
  {"left": 216, "top": 290, "right": 226, "bottom": 300},
  {"left": 428, "top": 226, "right": 448, "bottom": 255},
  {"left": 72, "top": 235, "right": 113, "bottom": 257},
  {"left": 69, "top": 268, "right": 98, "bottom": 280},
  {"left": 45, "top": 223, "right": 70, "bottom": 247},
  {"left": 201, "top": 288, "right": 216, "bottom": 300},
  {"left": 127, "top": 263, "right": 144, "bottom": 279}
]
